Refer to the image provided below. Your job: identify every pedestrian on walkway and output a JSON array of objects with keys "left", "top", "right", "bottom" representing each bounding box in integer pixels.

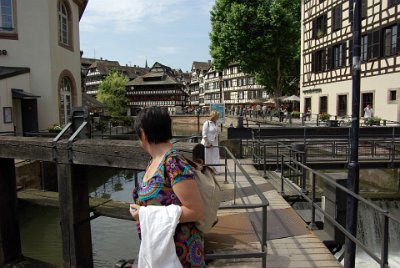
[{"left": 201, "top": 110, "right": 221, "bottom": 174}]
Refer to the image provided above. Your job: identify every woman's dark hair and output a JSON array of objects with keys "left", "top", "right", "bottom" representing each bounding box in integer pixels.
[{"left": 134, "top": 107, "right": 172, "bottom": 143}]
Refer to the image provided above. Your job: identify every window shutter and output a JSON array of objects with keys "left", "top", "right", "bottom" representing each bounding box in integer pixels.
[
  {"left": 397, "top": 24, "right": 400, "bottom": 53},
  {"left": 349, "top": 39, "right": 353, "bottom": 66},
  {"left": 323, "top": 15, "right": 327, "bottom": 34},
  {"left": 312, "top": 20, "right": 317, "bottom": 39},
  {"left": 349, "top": 0, "right": 353, "bottom": 23},
  {"left": 312, "top": 52, "right": 316, "bottom": 72},
  {"left": 342, "top": 42, "right": 347, "bottom": 66},
  {"left": 373, "top": 30, "right": 381, "bottom": 58},
  {"left": 332, "top": 8, "right": 336, "bottom": 32},
  {"left": 327, "top": 47, "right": 333, "bottom": 70}
]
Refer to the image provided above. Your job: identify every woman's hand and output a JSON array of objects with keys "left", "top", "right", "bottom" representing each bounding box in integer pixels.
[{"left": 129, "top": 203, "right": 140, "bottom": 221}]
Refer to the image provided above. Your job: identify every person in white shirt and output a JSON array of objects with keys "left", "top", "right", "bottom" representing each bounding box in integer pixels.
[
  {"left": 201, "top": 111, "right": 221, "bottom": 174},
  {"left": 364, "top": 104, "right": 373, "bottom": 118}
]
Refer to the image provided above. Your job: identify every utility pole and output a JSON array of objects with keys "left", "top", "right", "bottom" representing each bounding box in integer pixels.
[{"left": 344, "top": 0, "right": 361, "bottom": 267}]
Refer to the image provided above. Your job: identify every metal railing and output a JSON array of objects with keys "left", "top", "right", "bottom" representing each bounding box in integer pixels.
[
  {"left": 174, "top": 136, "right": 269, "bottom": 266},
  {"left": 252, "top": 140, "right": 400, "bottom": 268}
]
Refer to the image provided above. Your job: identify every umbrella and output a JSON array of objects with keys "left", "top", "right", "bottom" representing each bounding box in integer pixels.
[
  {"left": 283, "top": 95, "right": 300, "bottom": 102},
  {"left": 263, "top": 98, "right": 275, "bottom": 104}
]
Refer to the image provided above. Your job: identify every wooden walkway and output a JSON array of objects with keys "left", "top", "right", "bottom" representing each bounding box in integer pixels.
[{"left": 206, "top": 160, "right": 342, "bottom": 267}]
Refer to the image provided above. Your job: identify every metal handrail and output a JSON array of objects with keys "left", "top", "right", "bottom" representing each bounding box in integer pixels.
[
  {"left": 252, "top": 140, "right": 399, "bottom": 268},
  {"left": 176, "top": 142, "right": 269, "bottom": 267}
]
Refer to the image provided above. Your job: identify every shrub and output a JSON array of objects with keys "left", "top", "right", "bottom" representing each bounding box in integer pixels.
[
  {"left": 48, "top": 123, "right": 63, "bottom": 133},
  {"left": 365, "top": 116, "right": 381, "bottom": 126},
  {"left": 291, "top": 111, "right": 300, "bottom": 118},
  {"left": 319, "top": 113, "right": 330, "bottom": 121}
]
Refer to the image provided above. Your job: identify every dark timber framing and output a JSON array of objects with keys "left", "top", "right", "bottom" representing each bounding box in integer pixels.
[{"left": 303, "top": 0, "right": 400, "bottom": 87}]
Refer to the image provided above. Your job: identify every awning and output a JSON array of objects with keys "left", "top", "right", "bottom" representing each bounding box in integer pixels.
[{"left": 12, "top": 88, "right": 40, "bottom": 99}]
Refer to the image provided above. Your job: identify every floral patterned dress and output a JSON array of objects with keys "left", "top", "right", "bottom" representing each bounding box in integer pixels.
[{"left": 133, "top": 148, "right": 206, "bottom": 267}]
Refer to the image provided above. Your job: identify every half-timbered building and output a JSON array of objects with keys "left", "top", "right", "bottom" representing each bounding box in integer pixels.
[
  {"left": 301, "top": 0, "right": 400, "bottom": 121},
  {"left": 125, "top": 62, "right": 188, "bottom": 115},
  {"left": 219, "top": 63, "right": 265, "bottom": 110},
  {"left": 189, "top": 61, "right": 211, "bottom": 108}
]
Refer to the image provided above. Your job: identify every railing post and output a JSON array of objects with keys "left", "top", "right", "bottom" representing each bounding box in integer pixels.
[
  {"left": 57, "top": 163, "right": 93, "bottom": 267},
  {"left": 224, "top": 149, "right": 228, "bottom": 184},
  {"left": 308, "top": 173, "right": 318, "bottom": 230},
  {"left": 381, "top": 215, "right": 389, "bottom": 268},
  {"left": 275, "top": 143, "right": 279, "bottom": 171},
  {"left": 0, "top": 158, "right": 22, "bottom": 266},
  {"left": 263, "top": 144, "right": 267, "bottom": 177},
  {"left": 280, "top": 155, "right": 285, "bottom": 195}
]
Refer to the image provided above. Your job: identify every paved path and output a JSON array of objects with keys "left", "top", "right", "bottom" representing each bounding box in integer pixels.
[{"left": 207, "top": 159, "right": 342, "bottom": 267}]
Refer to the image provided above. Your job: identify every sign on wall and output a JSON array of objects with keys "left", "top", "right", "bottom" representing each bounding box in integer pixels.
[{"left": 210, "top": 103, "right": 225, "bottom": 124}]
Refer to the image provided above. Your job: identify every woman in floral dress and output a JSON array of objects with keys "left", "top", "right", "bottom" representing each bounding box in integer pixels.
[{"left": 130, "top": 107, "right": 206, "bottom": 267}]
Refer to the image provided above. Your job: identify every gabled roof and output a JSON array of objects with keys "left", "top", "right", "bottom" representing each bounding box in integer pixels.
[
  {"left": 0, "top": 66, "right": 30, "bottom": 80},
  {"left": 192, "top": 61, "right": 212, "bottom": 72},
  {"left": 126, "top": 62, "right": 182, "bottom": 86}
]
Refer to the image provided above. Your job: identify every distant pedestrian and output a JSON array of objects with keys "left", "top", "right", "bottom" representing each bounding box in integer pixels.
[{"left": 363, "top": 104, "right": 373, "bottom": 118}]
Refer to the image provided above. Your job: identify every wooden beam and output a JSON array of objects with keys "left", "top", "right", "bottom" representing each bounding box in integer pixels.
[
  {"left": 0, "top": 136, "right": 195, "bottom": 169},
  {"left": 18, "top": 189, "right": 133, "bottom": 221},
  {"left": 0, "top": 158, "right": 22, "bottom": 265},
  {"left": 57, "top": 164, "right": 93, "bottom": 268},
  {"left": 0, "top": 137, "right": 53, "bottom": 161}
]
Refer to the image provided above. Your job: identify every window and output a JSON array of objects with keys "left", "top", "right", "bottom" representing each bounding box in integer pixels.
[
  {"left": 383, "top": 24, "right": 397, "bottom": 56},
  {"left": 0, "top": 0, "right": 17, "bottom": 38},
  {"left": 361, "top": 93, "right": 373, "bottom": 113},
  {"left": 388, "top": 89, "right": 397, "bottom": 101},
  {"left": 0, "top": 0, "right": 13, "bottom": 31},
  {"left": 58, "top": 0, "right": 71, "bottom": 47},
  {"left": 361, "top": 0, "right": 368, "bottom": 18},
  {"left": 319, "top": 96, "right": 328, "bottom": 114},
  {"left": 368, "top": 30, "right": 380, "bottom": 59},
  {"left": 312, "top": 49, "right": 326, "bottom": 72},
  {"left": 328, "top": 43, "right": 346, "bottom": 69},
  {"left": 313, "top": 14, "right": 327, "bottom": 38},
  {"left": 337, "top": 95, "right": 347, "bottom": 116},
  {"left": 59, "top": 77, "right": 73, "bottom": 125},
  {"left": 361, "top": 35, "right": 368, "bottom": 61},
  {"left": 332, "top": 5, "right": 342, "bottom": 31}
]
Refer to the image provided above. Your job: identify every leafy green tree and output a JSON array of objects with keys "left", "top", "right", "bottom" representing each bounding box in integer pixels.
[
  {"left": 210, "top": 0, "right": 301, "bottom": 98},
  {"left": 96, "top": 71, "right": 129, "bottom": 116}
]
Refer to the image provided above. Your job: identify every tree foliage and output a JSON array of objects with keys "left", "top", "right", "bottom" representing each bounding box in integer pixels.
[
  {"left": 209, "top": 0, "right": 301, "bottom": 98},
  {"left": 96, "top": 71, "right": 129, "bottom": 116}
]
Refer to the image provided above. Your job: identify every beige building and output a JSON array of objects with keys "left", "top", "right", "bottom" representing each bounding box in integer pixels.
[
  {"left": 0, "top": 0, "right": 87, "bottom": 134},
  {"left": 300, "top": 0, "right": 400, "bottom": 122}
]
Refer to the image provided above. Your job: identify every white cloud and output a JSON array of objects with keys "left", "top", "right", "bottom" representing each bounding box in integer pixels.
[{"left": 80, "top": 0, "right": 186, "bottom": 33}]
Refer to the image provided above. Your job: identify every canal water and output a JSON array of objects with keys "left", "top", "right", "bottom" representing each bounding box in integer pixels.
[
  {"left": 19, "top": 168, "right": 144, "bottom": 267},
  {"left": 19, "top": 123, "right": 201, "bottom": 267}
]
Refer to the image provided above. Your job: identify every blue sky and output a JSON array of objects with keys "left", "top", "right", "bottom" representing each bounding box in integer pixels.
[{"left": 80, "top": 0, "right": 215, "bottom": 72}]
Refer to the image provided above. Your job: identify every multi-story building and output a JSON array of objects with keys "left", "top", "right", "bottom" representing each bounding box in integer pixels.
[
  {"left": 189, "top": 61, "right": 212, "bottom": 108},
  {"left": 220, "top": 63, "right": 265, "bottom": 110},
  {"left": 83, "top": 58, "right": 148, "bottom": 96},
  {"left": 0, "top": 0, "right": 88, "bottom": 134},
  {"left": 125, "top": 62, "right": 188, "bottom": 115},
  {"left": 300, "top": 0, "right": 400, "bottom": 121}
]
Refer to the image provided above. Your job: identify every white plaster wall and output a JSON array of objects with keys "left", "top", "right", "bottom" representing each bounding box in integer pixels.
[
  {"left": 301, "top": 74, "right": 399, "bottom": 121},
  {"left": 1, "top": 0, "right": 82, "bottom": 130},
  {"left": 0, "top": 73, "right": 30, "bottom": 132}
]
